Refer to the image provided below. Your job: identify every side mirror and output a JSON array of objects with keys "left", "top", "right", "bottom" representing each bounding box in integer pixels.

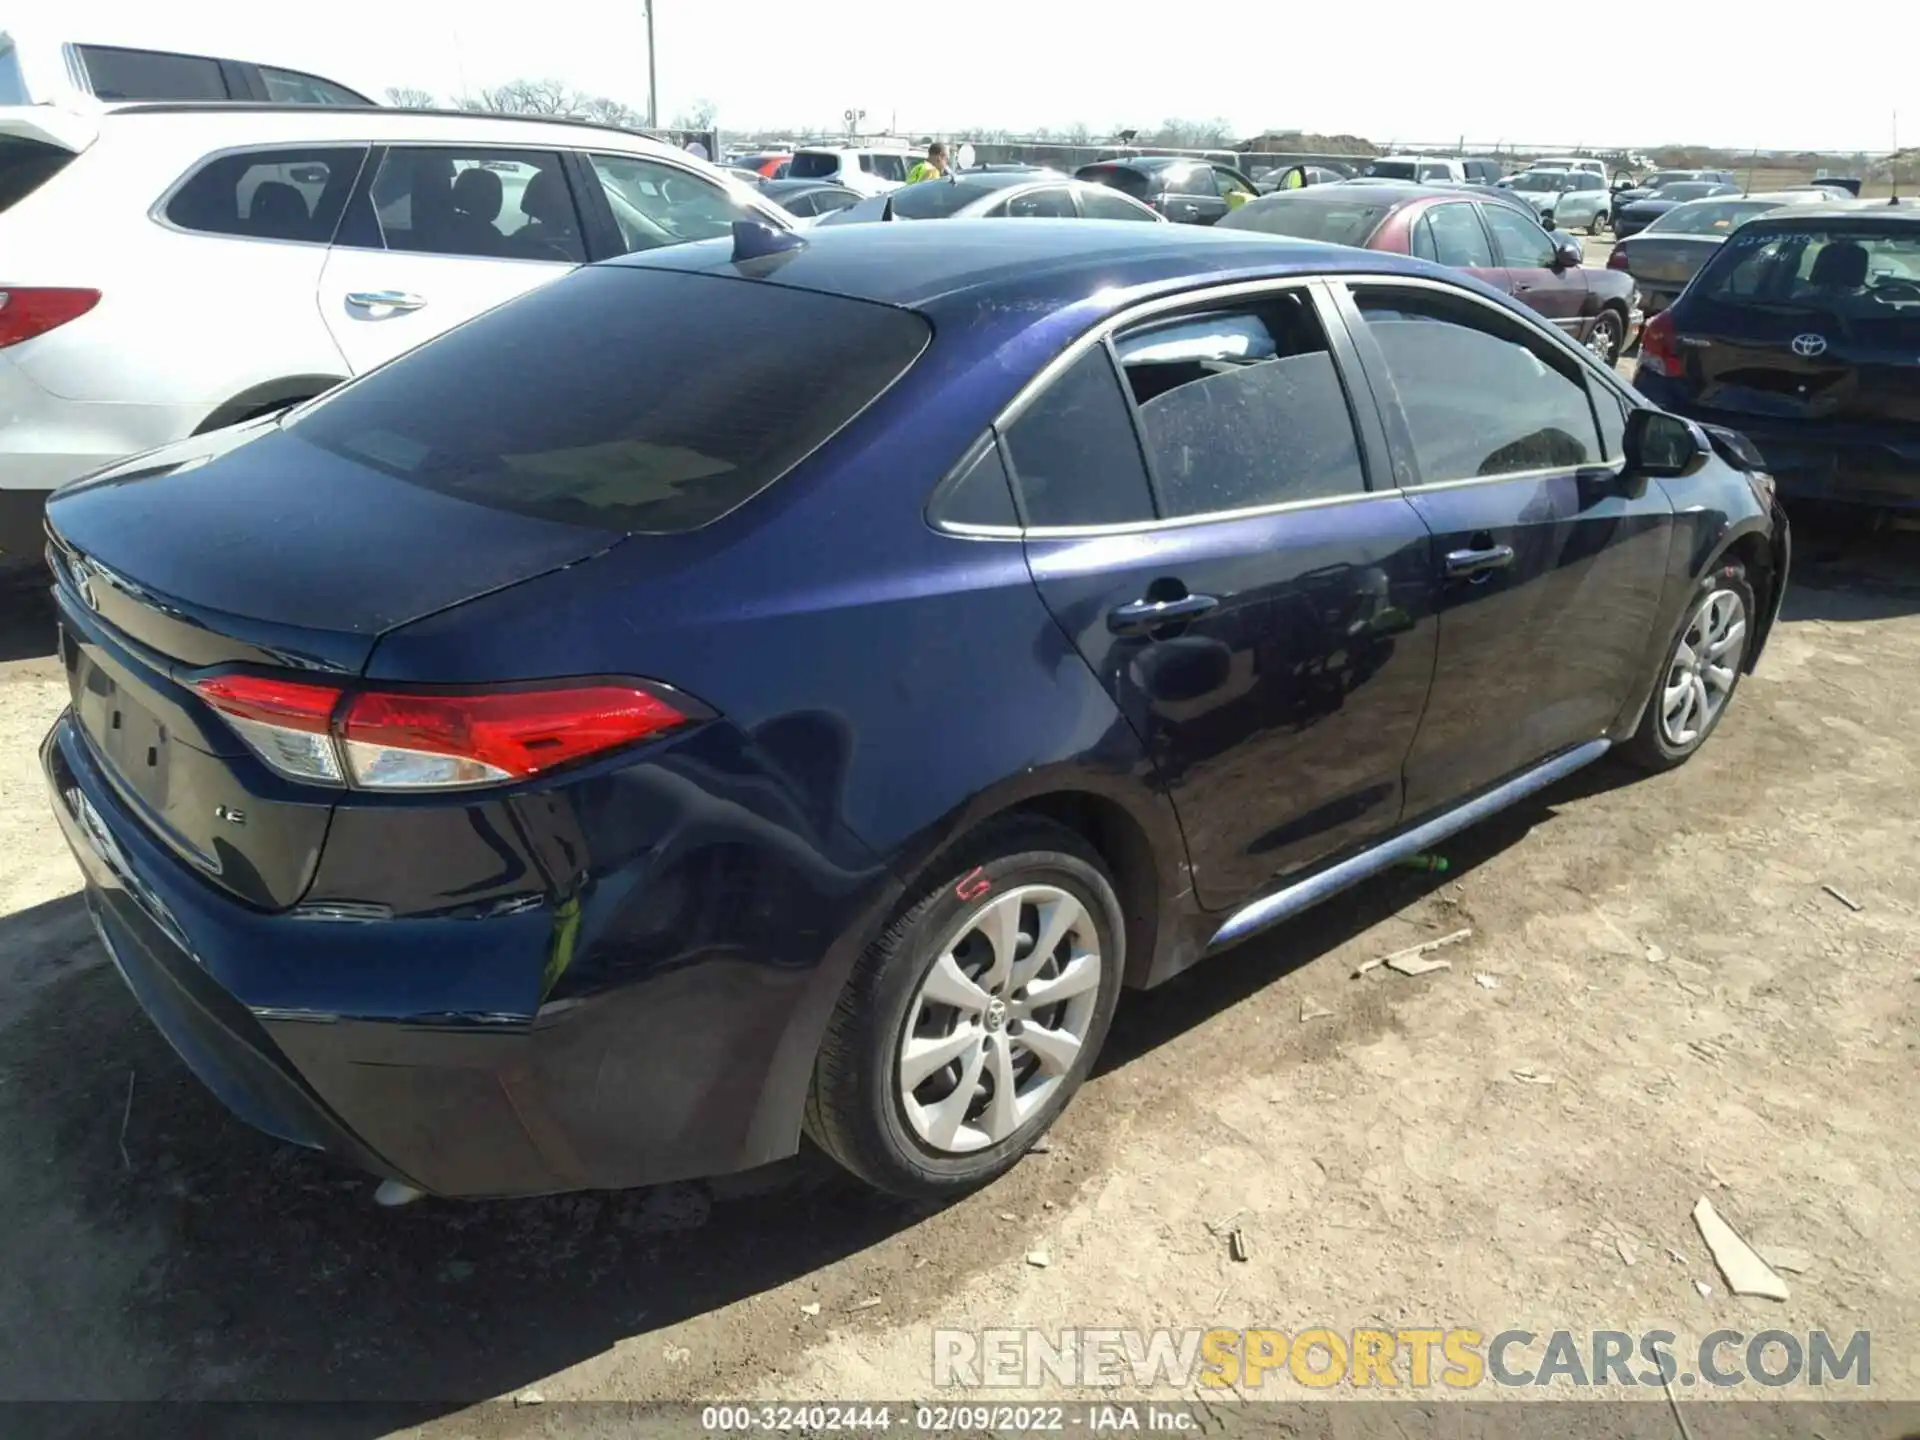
[
  {"left": 1553, "top": 235, "right": 1583, "bottom": 267},
  {"left": 1623, "top": 409, "right": 1710, "bottom": 477}
]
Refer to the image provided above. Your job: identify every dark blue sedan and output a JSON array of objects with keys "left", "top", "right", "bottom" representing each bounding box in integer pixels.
[{"left": 42, "top": 220, "right": 1787, "bottom": 1201}]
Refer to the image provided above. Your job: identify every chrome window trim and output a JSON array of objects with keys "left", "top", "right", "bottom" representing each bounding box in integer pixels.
[
  {"left": 935, "top": 268, "right": 1630, "bottom": 543},
  {"left": 146, "top": 139, "right": 374, "bottom": 250},
  {"left": 1337, "top": 272, "right": 1629, "bottom": 489}
]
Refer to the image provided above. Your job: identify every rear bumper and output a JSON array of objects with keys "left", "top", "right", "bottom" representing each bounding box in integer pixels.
[
  {"left": 1637, "top": 387, "right": 1920, "bottom": 508},
  {"left": 0, "top": 356, "right": 201, "bottom": 501},
  {"left": 43, "top": 711, "right": 876, "bottom": 1197}
]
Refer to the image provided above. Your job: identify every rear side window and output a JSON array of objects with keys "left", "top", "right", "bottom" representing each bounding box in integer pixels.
[
  {"left": 1079, "top": 165, "right": 1150, "bottom": 200},
  {"left": 1002, "top": 347, "right": 1155, "bottom": 528},
  {"left": 165, "top": 147, "right": 367, "bottom": 242},
  {"left": 258, "top": 66, "right": 367, "bottom": 105},
  {"left": 0, "top": 48, "right": 27, "bottom": 105},
  {"left": 787, "top": 152, "right": 839, "bottom": 180},
  {"left": 78, "top": 45, "right": 229, "bottom": 100},
  {"left": 0, "top": 137, "right": 74, "bottom": 214},
  {"left": 1078, "top": 186, "right": 1157, "bottom": 222},
  {"left": 1351, "top": 287, "right": 1602, "bottom": 482},
  {"left": 1116, "top": 291, "right": 1366, "bottom": 516},
  {"left": 289, "top": 268, "right": 931, "bottom": 534},
  {"left": 930, "top": 436, "right": 1018, "bottom": 529},
  {"left": 362, "top": 147, "right": 585, "bottom": 263},
  {"left": 1001, "top": 187, "right": 1075, "bottom": 219}
]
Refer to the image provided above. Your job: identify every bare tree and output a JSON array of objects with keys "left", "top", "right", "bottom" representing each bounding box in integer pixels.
[
  {"left": 577, "top": 95, "right": 646, "bottom": 129},
  {"left": 1064, "top": 121, "right": 1092, "bottom": 146},
  {"left": 466, "top": 78, "right": 575, "bottom": 116},
  {"left": 673, "top": 97, "right": 719, "bottom": 131},
  {"left": 384, "top": 85, "right": 437, "bottom": 109}
]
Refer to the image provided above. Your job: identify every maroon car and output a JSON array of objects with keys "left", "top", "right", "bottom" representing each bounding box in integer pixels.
[{"left": 1219, "top": 182, "right": 1642, "bottom": 363}]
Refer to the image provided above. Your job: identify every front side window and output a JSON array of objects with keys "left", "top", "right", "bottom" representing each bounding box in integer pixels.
[
  {"left": 366, "top": 147, "right": 585, "bottom": 262},
  {"left": 588, "top": 153, "right": 757, "bottom": 253},
  {"left": 165, "top": 146, "right": 367, "bottom": 243},
  {"left": 290, "top": 267, "right": 931, "bottom": 534},
  {"left": 1115, "top": 291, "right": 1367, "bottom": 516},
  {"left": 870, "top": 154, "right": 910, "bottom": 182},
  {"left": 1166, "top": 165, "right": 1215, "bottom": 197},
  {"left": 1482, "top": 203, "right": 1556, "bottom": 269},
  {"left": 78, "top": 45, "right": 229, "bottom": 100},
  {"left": 1212, "top": 167, "right": 1254, "bottom": 199},
  {"left": 1001, "top": 186, "right": 1075, "bottom": 219},
  {"left": 1001, "top": 348, "right": 1155, "bottom": 528},
  {"left": 1423, "top": 203, "right": 1495, "bottom": 268},
  {"left": 1351, "top": 287, "right": 1602, "bottom": 483}
]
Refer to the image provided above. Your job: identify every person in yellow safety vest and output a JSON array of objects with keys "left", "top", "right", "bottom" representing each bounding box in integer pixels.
[
  {"left": 905, "top": 142, "right": 949, "bottom": 184},
  {"left": 1224, "top": 173, "right": 1256, "bottom": 210}
]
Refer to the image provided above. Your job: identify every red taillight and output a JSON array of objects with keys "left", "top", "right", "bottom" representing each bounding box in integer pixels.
[
  {"left": 192, "top": 677, "right": 690, "bottom": 790},
  {"left": 1607, "top": 246, "right": 1630, "bottom": 270},
  {"left": 1638, "top": 310, "right": 1682, "bottom": 378},
  {"left": 0, "top": 287, "right": 101, "bottom": 349}
]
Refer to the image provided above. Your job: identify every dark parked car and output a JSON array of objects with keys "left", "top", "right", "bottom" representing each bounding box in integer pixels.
[
  {"left": 759, "top": 179, "right": 862, "bottom": 220},
  {"left": 1613, "top": 180, "right": 1741, "bottom": 238},
  {"left": 1220, "top": 183, "right": 1642, "bottom": 361},
  {"left": 1635, "top": 202, "right": 1920, "bottom": 509},
  {"left": 44, "top": 221, "right": 1785, "bottom": 1202},
  {"left": 1074, "top": 155, "right": 1260, "bottom": 223},
  {"left": 727, "top": 152, "right": 792, "bottom": 180},
  {"left": 1610, "top": 169, "right": 1735, "bottom": 213},
  {"left": 1609, "top": 192, "right": 1831, "bottom": 314}
]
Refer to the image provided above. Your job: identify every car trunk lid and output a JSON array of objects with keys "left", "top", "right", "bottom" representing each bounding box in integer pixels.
[{"left": 45, "top": 421, "right": 621, "bottom": 910}]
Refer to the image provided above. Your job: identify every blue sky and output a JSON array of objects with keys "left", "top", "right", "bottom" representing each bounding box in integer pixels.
[{"left": 26, "top": 0, "right": 1918, "bottom": 153}]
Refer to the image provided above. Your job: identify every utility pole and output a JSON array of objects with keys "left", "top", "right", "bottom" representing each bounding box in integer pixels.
[{"left": 645, "top": 0, "right": 658, "bottom": 129}]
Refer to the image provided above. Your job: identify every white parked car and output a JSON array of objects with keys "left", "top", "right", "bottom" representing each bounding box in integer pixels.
[
  {"left": 1362, "top": 154, "right": 1467, "bottom": 183},
  {"left": 0, "top": 28, "right": 370, "bottom": 107},
  {"left": 785, "top": 145, "right": 925, "bottom": 197},
  {"left": 0, "top": 102, "right": 792, "bottom": 573}
]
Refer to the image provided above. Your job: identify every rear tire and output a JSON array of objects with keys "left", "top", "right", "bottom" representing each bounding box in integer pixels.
[
  {"left": 1622, "top": 560, "right": 1755, "bottom": 772},
  {"left": 804, "top": 816, "right": 1125, "bottom": 1199}
]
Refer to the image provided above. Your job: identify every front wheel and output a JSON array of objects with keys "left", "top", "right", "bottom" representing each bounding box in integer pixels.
[
  {"left": 804, "top": 818, "right": 1125, "bottom": 1198},
  {"left": 1584, "top": 309, "right": 1626, "bottom": 365},
  {"left": 1622, "top": 561, "right": 1754, "bottom": 772}
]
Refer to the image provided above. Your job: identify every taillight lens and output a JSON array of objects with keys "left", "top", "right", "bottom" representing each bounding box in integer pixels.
[
  {"left": 193, "top": 677, "right": 691, "bottom": 790},
  {"left": 1638, "top": 310, "right": 1682, "bottom": 378},
  {"left": 0, "top": 287, "right": 101, "bottom": 349},
  {"left": 1607, "top": 246, "right": 1629, "bottom": 270}
]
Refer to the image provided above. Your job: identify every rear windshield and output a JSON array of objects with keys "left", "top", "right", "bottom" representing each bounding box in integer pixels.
[
  {"left": 888, "top": 179, "right": 997, "bottom": 219},
  {"left": 0, "top": 137, "right": 74, "bottom": 214},
  {"left": 1366, "top": 161, "right": 1417, "bottom": 180},
  {"left": 1644, "top": 199, "right": 1775, "bottom": 237},
  {"left": 1218, "top": 196, "right": 1390, "bottom": 245},
  {"left": 1652, "top": 182, "right": 1721, "bottom": 202},
  {"left": 787, "top": 152, "right": 840, "bottom": 180},
  {"left": 1699, "top": 224, "right": 1920, "bottom": 316},
  {"left": 1079, "top": 164, "right": 1150, "bottom": 200},
  {"left": 289, "top": 267, "right": 931, "bottom": 533}
]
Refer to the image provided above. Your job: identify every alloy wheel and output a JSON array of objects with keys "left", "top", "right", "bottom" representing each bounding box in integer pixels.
[
  {"left": 1586, "top": 313, "right": 1623, "bottom": 364},
  {"left": 1660, "top": 586, "right": 1748, "bottom": 748},
  {"left": 897, "top": 885, "right": 1102, "bottom": 1154}
]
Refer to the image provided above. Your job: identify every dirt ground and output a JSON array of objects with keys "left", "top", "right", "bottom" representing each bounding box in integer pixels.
[{"left": 1, "top": 509, "right": 1916, "bottom": 1432}]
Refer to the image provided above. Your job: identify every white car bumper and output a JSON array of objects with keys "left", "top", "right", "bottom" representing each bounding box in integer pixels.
[{"left": 0, "top": 355, "right": 201, "bottom": 495}]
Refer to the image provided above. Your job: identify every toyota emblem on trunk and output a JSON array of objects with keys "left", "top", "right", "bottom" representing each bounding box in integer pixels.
[{"left": 1790, "top": 333, "right": 1828, "bottom": 357}]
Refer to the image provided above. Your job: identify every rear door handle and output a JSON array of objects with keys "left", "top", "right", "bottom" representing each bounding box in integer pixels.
[
  {"left": 345, "top": 290, "right": 427, "bottom": 313},
  {"left": 1108, "top": 593, "right": 1219, "bottom": 635},
  {"left": 1444, "top": 545, "right": 1515, "bottom": 578}
]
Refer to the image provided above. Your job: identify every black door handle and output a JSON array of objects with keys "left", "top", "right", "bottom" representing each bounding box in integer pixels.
[
  {"left": 1444, "top": 544, "right": 1515, "bottom": 578},
  {"left": 1108, "top": 593, "right": 1219, "bottom": 635}
]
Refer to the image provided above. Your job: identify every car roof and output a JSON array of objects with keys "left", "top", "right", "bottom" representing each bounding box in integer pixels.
[
  {"left": 94, "top": 101, "right": 691, "bottom": 156},
  {"left": 1087, "top": 155, "right": 1205, "bottom": 171},
  {"left": 1735, "top": 200, "right": 1920, "bottom": 225},
  {"left": 615, "top": 217, "right": 1429, "bottom": 312}
]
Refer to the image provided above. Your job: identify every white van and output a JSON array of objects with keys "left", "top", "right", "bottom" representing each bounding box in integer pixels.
[
  {"left": 0, "top": 30, "right": 371, "bottom": 108},
  {"left": 786, "top": 145, "right": 925, "bottom": 197}
]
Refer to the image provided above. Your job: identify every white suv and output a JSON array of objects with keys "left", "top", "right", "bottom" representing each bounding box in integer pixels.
[
  {"left": 785, "top": 146, "right": 923, "bottom": 197},
  {"left": 0, "top": 102, "right": 791, "bottom": 572}
]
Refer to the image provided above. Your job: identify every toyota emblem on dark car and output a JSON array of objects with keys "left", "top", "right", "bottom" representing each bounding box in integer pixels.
[{"left": 1791, "top": 333, "right": 1828, "bottom": 357}]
